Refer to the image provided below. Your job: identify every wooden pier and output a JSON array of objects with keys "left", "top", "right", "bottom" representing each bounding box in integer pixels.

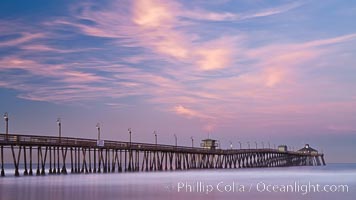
[{"left": 0, "top": 133, "right": 325, "bottom": 177}]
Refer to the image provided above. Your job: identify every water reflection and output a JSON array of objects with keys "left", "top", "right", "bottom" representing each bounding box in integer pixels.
[{"left": 0, "top": 164, "right": 355, "bottom": 200}]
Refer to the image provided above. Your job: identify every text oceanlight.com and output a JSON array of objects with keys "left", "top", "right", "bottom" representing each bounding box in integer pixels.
[{"left": 175, "top": 181, "right": 349, "bottom": 195}]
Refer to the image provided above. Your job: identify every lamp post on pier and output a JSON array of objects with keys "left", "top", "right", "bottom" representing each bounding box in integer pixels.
[
  {"left": 238, "top": 141, "right": 242, "bottom": 149},
  {"left": 4, "top": 112, "right": 9, "bottom": 138},
  {"left": 153, "top": 131, "right": 157, "bottom": 146},
  {"left": 56, "top": 118, "right": 61, "bottom": 142},
  {"left": 174, "top": 134, "right": 177, "bottom": 147},
  {"left": 247, "top": 142, "right": 250, "bottom": 149},
  {"left": 128, "top": 128, "right": 132, "bottom": 146},
  {"left": 254, "top": 141, "right": 258, "bottom": 149},
  {"left": 190, "top": 137, "right": 194, "bottom": 148},
  {"left": 96, "top": 123, "right": 101, "bottom": 141}
]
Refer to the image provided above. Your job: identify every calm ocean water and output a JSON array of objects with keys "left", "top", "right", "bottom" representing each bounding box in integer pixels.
[{"left": 0, "top": 163, "right": 355, "bottom": 200}]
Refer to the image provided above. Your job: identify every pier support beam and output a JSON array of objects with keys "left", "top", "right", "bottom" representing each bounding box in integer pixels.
[
  {"left": 61, "top": 147, "right": 68, "bottom": 174},
  {"left": 49, "top": 146, "right": 52, "bottom": 174},
  {"left": 40, "top": 147, "right": 48, "bottom": 175},
  {"left": 93, "top": 148, "right": 97, "bottom": 173},
  {"left": 23, "top": 146, "right": 28, "bottom": 175},
  {"left": 1, "top": 146, "right": 5, "bottom": 177},
  {"left": 77, "top": 147, "right": 80, "bottom": 173},
  {"left": 53, "top": 146, "right": 56, "bottom": 174},
  {"left": 89, "top": 148, "right": 92, "bottom": 173},
  {"left": 74, "top": 147, "right": 78, "bottom": 173},
  {"left": 29, "top": 146, "right": 33, "bottom": 175},
  {"left": 11, "top": 145, "right": 21, "bottom": 177},
  {"left": 57, "top": 146, "right": 60, "bottom": 174},
  {"left": 70, "top": 147, "right": 74, "bottom": 173},
  {"left": 321, "top": 155, "right": 326, "bottom": 166}
]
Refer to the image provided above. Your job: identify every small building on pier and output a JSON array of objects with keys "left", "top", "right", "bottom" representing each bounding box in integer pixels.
[
  {"left": 298, "top": 144, "right": 318, "bottom": 155},
  {"left": 278, "top": 145, "right": 288, "bottom": 152},
  {"left": 200, "top": 139, "right": 219, "bottom": 150}
]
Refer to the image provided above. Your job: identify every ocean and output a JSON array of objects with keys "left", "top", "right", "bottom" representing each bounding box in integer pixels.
[{"left": 0, "top": 163, "right": 355, "bottom": 200}]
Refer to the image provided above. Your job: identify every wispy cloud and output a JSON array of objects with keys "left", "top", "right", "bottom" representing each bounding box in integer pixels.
[
  {"left": 47, "top": 0, "right": 246, "bottom": 72},
  {"left": 0, "top": 32, "right": 45, "bottom": 47},
  {"left": 173, "top": 105, "right": 209, "bottom": 119},
  {"left": 182, "top": 1, "right": 303, "bottom": 21}
]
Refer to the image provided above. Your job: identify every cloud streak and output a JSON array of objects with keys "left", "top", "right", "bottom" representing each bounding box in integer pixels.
[
  {"left": 0, "top": 32, "right": 45, "bottom": 47},
  {"left": 182, "top": 1, "right": 303, "bottom": 21}
]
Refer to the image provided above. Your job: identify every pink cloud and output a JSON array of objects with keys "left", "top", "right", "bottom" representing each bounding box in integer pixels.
[
  {"left": 303, "top": 33, "right": 356, "bottom": 48},
  {"left": 194, "top": 37, "right": 237, "bottom": 71},
  {"left": 0, "top": 32, "right": 44, "bottom": 47},
  {"left": 132, "top": 0, "right": 179, "bottom": 28},
  {"left": 181, "top": 1, "right": 303, "bottom": 21},
  {"left": 20, "top": 44, "right": 97, "bottom": 53},
  {"left": 51, "top": 0, "right": 237, "bottom": 71},
  {"left": 173, "top": 105, "right": 200, "bottom": 118},
  {"left": 0, "top": 57, "right": 104, "bottom": 83},
  {"left": 0, "top": 56, "right": 111, "bottom": 103}
]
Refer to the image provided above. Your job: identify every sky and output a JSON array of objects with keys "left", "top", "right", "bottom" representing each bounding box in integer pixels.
[{"left": 0, "top": 0, "right": 356, "bottom": 163}]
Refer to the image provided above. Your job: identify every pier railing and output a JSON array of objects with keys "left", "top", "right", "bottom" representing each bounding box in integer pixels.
[{"left": 0, "top": 133, "right": 320, "bottom": 155}]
